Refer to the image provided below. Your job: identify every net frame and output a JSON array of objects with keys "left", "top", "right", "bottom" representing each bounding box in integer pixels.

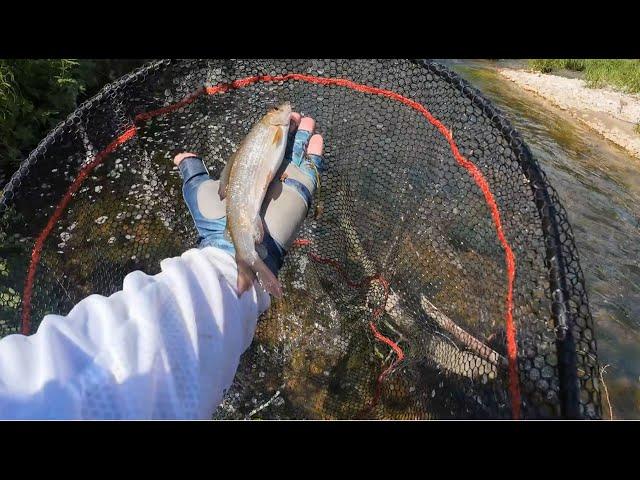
[{"left": 0, "top": 59, "right": 601, "bottom": 419}]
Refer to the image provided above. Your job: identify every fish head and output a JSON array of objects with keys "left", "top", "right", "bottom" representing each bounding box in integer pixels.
[{"left": 266, "top": 102, "right": 292, "bottom": 126}]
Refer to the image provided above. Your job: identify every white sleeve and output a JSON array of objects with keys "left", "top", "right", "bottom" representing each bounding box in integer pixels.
[{"left": 0, "top": 246, "right": 270, "bottom": 419}]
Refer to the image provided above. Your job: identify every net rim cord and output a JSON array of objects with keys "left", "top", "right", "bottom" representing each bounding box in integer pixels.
[
  {"left": 421, "top": 60, "right": 584, "bottom": 419},
  {"left": 17, "top": 70, "right": 525, "bottom": 418}
]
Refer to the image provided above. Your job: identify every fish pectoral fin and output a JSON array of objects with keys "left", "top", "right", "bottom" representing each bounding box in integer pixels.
[{"left": 272, "top": 126, "right": 283, "bottom": 145}]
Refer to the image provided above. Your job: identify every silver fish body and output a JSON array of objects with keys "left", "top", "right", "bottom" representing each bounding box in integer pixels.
[{"left": 220, "top": 103, "right": 292, "bottom": 297}]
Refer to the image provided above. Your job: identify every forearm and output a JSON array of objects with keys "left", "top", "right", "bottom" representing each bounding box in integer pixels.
[{"left": 0, "top": 246, "right": 270, "bottom": 419}]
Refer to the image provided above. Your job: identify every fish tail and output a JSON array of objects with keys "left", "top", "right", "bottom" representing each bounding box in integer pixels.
[
  {"left": 250, "top": 255, "right": 283, "bottom": 299},
  {"left": 235, "top": 258, "right": 256, "bottom": 295}
]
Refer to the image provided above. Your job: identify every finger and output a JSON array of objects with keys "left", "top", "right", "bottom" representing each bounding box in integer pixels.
[
  {"left": 306, "top": 134, "right": 324, "bottom": 180},
  {"left": 174, "top": 152, "right": 200, "bottom": 166},
  {"left": 307, "top": 134, "right": 324, "bottom": 157},
  {"left": 291, "top": 117, "right": 315, "bottom": 167},
  {"left": 298, "top": 116, "right": 315, "bottom": 133},
  {"left": 289, "top": 112, "right": 302, "bottom": 132}
]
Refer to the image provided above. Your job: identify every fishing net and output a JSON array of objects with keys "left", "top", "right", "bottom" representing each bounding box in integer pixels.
[{"left": 0, "top": 59, "right": 601, "bottom": 419}]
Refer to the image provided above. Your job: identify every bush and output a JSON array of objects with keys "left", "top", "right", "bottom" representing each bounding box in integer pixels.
[
  {"left": 528, "top": 59, "right": 640, "bottom": 94},
  {"left": 0, "top": 59, "right": 145, "bottom": 182},
  {"left": 1, "top": 60, "right": 84, "bottom": 171}
]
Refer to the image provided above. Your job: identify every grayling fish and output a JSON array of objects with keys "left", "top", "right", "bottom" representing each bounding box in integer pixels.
[{"left": 219, "top": 103, "right": 292, "bottom": 298}]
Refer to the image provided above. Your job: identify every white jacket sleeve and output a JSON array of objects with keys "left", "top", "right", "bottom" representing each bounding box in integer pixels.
[{"left": 0, "top": 246, "right": 270, "bottom": 419}]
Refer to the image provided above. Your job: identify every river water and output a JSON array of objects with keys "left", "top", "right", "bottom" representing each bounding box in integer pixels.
[{"left": 445, "top": 60, "right": 640, "bottom": 419}]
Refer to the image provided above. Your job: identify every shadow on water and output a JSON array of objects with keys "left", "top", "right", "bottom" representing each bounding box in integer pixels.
[{"left": 446, "top": 60, "right": 640, "bottom": 418}]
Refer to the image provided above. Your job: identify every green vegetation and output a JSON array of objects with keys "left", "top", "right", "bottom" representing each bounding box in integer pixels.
[
  {"left": 528, "top": 59, "right": 640, "bottom": 94},
  {"left": 0, "top": 59, "right": 145, "bottom": 179},
  {"left": 1, "top": 60, "right": 86, "bottom": 169}
]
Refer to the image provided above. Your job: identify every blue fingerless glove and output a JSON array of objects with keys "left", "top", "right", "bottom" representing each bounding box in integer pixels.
[{"left": 178, "top": 157, "right": 235, "bottom": 256}]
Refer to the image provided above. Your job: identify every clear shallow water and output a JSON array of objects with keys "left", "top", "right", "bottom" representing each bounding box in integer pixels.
[{"left": 447, "top": 60, "right": 640, "bottom": 418}]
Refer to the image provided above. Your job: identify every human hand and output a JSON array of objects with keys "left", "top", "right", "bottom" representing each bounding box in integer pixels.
[{"left": 174, "top": 111, "right": 324, "bottom": 295}]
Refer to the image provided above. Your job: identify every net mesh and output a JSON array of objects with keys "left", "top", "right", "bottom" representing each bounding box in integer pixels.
[{"left": 0, "top": 59, "right": 601, "bottom": 419}]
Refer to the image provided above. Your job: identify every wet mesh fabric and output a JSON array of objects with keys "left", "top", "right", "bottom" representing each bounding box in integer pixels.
[{"left": 0, "top": 59, "right": 601, "bottom": 419}]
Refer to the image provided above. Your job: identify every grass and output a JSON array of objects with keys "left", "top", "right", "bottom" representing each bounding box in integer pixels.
[{"left": 528, "top": 59, "right": 640, "bottom": 94}]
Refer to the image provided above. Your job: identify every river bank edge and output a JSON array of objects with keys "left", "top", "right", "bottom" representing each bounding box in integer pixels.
[{"left": 497, "top": 67, "right": 640, "bottom": 160}]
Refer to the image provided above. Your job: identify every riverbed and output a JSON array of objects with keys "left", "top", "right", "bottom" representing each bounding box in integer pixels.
[{"left": 446, "top": 60, "right": 640, "bottom": 418}]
